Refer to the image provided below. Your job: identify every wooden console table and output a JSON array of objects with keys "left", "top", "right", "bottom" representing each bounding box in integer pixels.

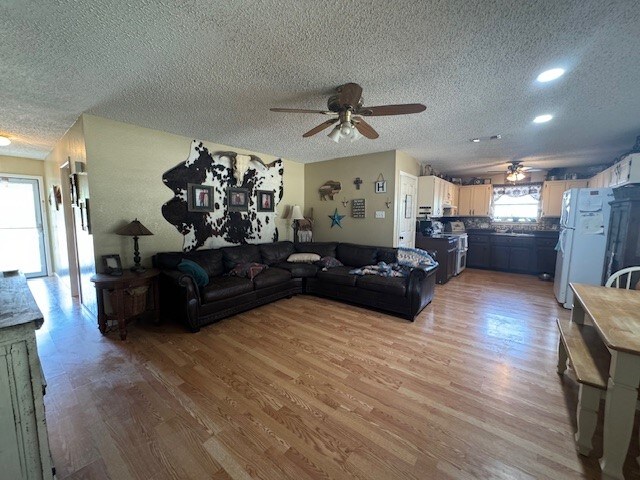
[
  {"left": 90, "top": 269, "right": 160, "bottom": 340},
  {"left": 569, "top": 283, "right": 640, "bottom": 480}
]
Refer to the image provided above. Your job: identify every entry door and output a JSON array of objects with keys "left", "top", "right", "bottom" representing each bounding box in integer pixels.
[
  {"left": 398, "top": 172, "right": 417, "bottom": 248},
  {"left": 0, "top": 176, "right": 48, "bottom": 277}
]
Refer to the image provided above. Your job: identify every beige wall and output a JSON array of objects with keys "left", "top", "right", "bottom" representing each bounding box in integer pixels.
[
  {"left": 0, "top": 155, "right": 45, "bottom": 177},
  {"left": 82, "top": 114, "right": 305, "bottom": 268},
  {"left": 304, "top": 151, "right": 396, "bottom": 246},
  {"left": 394, "top": 151, "right": 420, "bottom": 246}
]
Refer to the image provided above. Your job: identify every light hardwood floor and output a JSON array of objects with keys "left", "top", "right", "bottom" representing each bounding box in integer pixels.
[{"left": 29, "top": 269, "right": 639, "bottom": 479}]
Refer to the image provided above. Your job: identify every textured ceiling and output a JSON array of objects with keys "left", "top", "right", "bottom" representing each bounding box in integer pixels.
[{"left": 1, "top": 0, "right": 639, "bottom": 174}]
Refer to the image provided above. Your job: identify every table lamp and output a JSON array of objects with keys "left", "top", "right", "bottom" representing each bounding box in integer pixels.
[
  {"left": 289, "top": 205, "right": 304, "bottom": 242},
  {"left": 115, "top": 219, "right": 153, "bottom": 272}
]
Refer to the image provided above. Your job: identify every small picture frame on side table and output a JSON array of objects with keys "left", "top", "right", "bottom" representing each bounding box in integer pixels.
[{"left": 102, "top": 254, "right": 123, "bottom": 276}]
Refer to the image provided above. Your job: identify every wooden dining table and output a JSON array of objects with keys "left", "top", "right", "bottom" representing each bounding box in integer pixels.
[{"left": 570, "top": 283, "right": 640, "bottom": 480}]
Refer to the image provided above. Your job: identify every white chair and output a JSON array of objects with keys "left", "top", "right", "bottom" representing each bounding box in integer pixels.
[{"left": 605, "top": 266, "right": 640, "bottom": 289}]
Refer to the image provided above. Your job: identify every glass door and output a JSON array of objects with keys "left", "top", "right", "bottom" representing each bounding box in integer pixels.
[{"left": 0, "top": 176, "right": 48, "bottom": 277}]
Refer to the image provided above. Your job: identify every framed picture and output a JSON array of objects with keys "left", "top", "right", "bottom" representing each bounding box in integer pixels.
[
  {"left": 187, "top": 183, "right": 214, "bottom": 212},
  {"left": 375, "top": 180, "right": 387, "bottom": 193},
  {"left": 69, "top": 173, "right": 79, "bottom": 206},
  {"left": 102, "top": 254, "right": 123, "bottom": 276},
  {"left": 257, "top": 190, "right": 275, "bottom": 212},
  {"left": 228, "top": 187, "right": 249, "bottom": 212},
  {"left": 85, "top": 198, "right": 92, "bottom": 234}
]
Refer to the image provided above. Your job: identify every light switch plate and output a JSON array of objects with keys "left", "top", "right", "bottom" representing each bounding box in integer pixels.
[{"left": 375, "top": 211, "right": 385, "bottom": 219}]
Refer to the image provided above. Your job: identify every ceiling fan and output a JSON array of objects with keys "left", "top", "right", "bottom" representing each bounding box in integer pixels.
[
  {"left": 489, "top": 161, "right": 542, "bottom": 182},
  {"left": 270, "top": 83, "right": 426, "bottom": 142}
]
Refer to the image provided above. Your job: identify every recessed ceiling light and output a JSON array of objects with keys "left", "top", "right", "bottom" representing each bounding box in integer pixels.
[
  {"left": 533, "top": 114, "right": 553, "bottom": 124},
  {"left": 537, "top": 68, "right": 565, "bottom": 83},
  {"left": 0, "top": 136, "right": 10, "bottom": 146},
  {"left": 471, "top": 138, "right": 480, "bottom": 143}
]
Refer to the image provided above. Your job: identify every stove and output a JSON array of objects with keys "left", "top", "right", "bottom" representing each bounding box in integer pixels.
[{"left": 443, "top": 221, "right": 468, "bottom": 275}]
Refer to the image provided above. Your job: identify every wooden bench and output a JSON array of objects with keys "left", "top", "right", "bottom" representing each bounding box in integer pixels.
[{"left": 557, "top": 318, "right": 612, "bottom": 456}]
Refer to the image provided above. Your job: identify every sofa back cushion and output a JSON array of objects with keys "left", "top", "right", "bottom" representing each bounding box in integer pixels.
[
  {"left": 295, "top": 242, "right": 338, "bottom": 258},
  {"left": 153, "top": 252, "right": 183, "bottom": 270},
  {"left": 258, "top": 241, "right": 295, "bottom": 265},
  {"left": 336, "top": 243, "right": 378, "bottom": 267},
  {"left": 221, "top": 244, "right": 262, "bottom": 272},
  {"left": 377, "top": 247, "right": 397, "bottom": 264},
  {"left": 184, "top": 249, "right": 224, "bottom": 278}
]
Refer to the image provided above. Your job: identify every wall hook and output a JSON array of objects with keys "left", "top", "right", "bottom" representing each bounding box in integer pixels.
[
  {"left": 341, "top": 198, "right": 349, "bottom": 207},
  {"left": 385, "top": 197, "right": 392, "bottom": 209}
]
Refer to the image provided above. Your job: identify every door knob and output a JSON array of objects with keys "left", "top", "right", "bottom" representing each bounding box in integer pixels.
[{"left": 400, "top": 236, "right": 404, "bottom": 240}]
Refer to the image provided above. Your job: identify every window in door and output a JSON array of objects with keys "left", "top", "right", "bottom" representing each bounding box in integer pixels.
[
  {"left": 0, "top": 176, "right": 48, "bottom": 277},
  {"left": 492, "top": 184, "right": 542, "bottom": 223}
]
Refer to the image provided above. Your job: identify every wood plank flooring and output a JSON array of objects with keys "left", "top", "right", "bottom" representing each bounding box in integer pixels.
[{"left": 28, "top": 269, "right": 640, "bottom": 479}]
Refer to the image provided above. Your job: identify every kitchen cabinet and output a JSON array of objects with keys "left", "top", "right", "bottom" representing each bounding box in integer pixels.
[
  {"left": 415, "top": 233, "right": 457, "bottom": 284},
  {"left": 490, "top": 234, "right": 536, "bottom": 273},
  {"left": 604, "top": 187, "right": 640, "bottom": 282},
  {"left": 541, "top": 180, "right": 588, "bottom": 217},
  {"left": 417, "top": 176, "right": 459, "bottom": 217},
  {"left": 457, "top": 184, "right": 492, "bottom": 216},
  {"left": 466, "top": 233, "right": 491, "bottom": 268},
  {"left": 587, "top": 153, "right": 640, "bottom": 189},
  {"left": 535, "top": 235, "right": 559, "bottom": 275}
]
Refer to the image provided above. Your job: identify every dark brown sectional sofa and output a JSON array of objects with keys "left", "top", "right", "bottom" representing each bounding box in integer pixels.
[{"left": 153, "top": 241, "right": 438, "bottom": 332}]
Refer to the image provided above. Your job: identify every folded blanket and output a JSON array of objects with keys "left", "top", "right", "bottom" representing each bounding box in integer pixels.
[
  {"left": 349, "top": 262, "right": 409, "bottom": 278},
  {"left": 397, "top": 247, "right": 436, "bottom": 268}
]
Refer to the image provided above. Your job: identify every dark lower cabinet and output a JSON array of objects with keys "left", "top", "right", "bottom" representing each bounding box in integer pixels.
[
  {"left": 468, "top": 231, "right": 559, "bottom": 275},
  {"left": 467, "top": 233, "right": 491, "bottom": 268},
  {"left": 415, "top": 234, "right": 457, "bottom": 284}
]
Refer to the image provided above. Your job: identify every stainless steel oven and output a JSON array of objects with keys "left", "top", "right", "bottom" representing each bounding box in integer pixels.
[{"left": 444, "top": 222, "right": 468, "bottom": 275}]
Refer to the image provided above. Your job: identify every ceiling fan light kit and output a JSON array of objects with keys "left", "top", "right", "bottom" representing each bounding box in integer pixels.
[{"left": 270, "top": 83, "right": 426, "bottom": 142}]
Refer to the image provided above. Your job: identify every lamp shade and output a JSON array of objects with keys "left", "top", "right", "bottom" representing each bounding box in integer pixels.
[
  {"left": 290, "top": 205, "right": 304, "bottom": 220},
  {"left": 115, "top": 219, "right": 153, "bottom": 236}
]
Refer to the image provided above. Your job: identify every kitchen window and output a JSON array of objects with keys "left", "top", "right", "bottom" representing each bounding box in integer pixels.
[{"left": 492, "top": 184, "right": 542, "bottom": 222}]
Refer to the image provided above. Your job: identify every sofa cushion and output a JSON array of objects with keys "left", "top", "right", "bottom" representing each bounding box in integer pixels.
[
  {"left": 221, "top": 244, "right": 262, "bottom": 271},
  {"left": 314, "top": 256, "right": 343, "bottom": 269},
  {"left": 376, "top": 247, "right": 397, "bottom": 265},
  {"left": 316, "top": 266, "right": 357, "bottom": 286},
  {"left": 177, "top": 259, "right": 209, "bottom": 287},
  {"left": 201, "top": 276, "right": 254, "bottom": 303},
  {"left": 253, "top": 267, "right": 291, "bottom": 289},
  {"left": 153, "top": 252, "right": 183, "bottom": 270},
  {"left": 356, "top": 275, "right": 407, "bottom": 297},
  {"left": 336, "top": 244, "right": 378, "bottom": 267},
  {"left": 295, "top": 242, "right": 338, "bottom": 258},
  {"left": 275, "top": 262, "right": 319, "bottom": 278},
  {"left": 184, "top": 249, "right": 224, "bottom": 277},
  {"left": 258, "top": 241, "right": 295, "bottom": 266},
  {"left": 287, "top": 253, "right": 321, "bottom": 263},
  {"left": 229, "top": 262, "right": 268, "bottom": 280}
]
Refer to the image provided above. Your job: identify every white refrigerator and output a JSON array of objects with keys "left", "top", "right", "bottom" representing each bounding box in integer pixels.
[{"left": 553, "top": 187, "right": 614, "bottom": 309}]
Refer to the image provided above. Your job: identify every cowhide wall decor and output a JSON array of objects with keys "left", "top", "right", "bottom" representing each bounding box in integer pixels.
[{"left": 162, "top": 140, "right": 284, "bottom": 251}]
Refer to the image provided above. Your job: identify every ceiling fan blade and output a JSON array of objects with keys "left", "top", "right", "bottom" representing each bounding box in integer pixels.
[
  {"left": 353, "top": 117, "right": 379, "bottom": 139},
  {"left": 338, "top": 83, "right": 363, "bottom": 109},
  {"left": 302, "top": 118, "right": 339, "bottom": 137},
  {"left": 358, "top": 103, "right": 426, "bottom": 116},
  {"left": 270, "top": 108, "right": 335, "bottom": 115}
]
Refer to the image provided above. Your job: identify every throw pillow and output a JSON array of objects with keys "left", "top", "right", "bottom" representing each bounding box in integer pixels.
[
  {"left": 396, "top": 247, "right": 436, "bottom": 268},
  {"left": 229, "top": 262, "right": 268, "bottom": 280},
  {"left": 287, "top": 253, "right": 321, "bottom": 263},
  {"left": 314, "top": 256, "right": 343, "bottom": 269},
  {"left": 177, "top": 259, "right": 209, "bottom": 287}
]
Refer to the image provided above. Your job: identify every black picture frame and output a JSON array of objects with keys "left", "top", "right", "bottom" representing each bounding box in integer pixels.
[
  {"left": 256, "top": 190, "right": 275, "bottom": 212},
  {"left": 187, "top": 183, "right": 214, "bottom": 212},
  {"left": 228, "top": 187, "right": 249, "bottom": 212},
  {"left": 85, "top": 198, "right": 92, "bottom": 234},
  {"left": 102, "top": 254, "right": 123, "bottom": 276},
  {"left": 69, "top": 173, "right": 79, "bottom": 206}
]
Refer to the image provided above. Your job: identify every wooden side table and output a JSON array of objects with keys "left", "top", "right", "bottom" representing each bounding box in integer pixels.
[{"left": 90, "top": 269, "right": 160, "bottom": 340}]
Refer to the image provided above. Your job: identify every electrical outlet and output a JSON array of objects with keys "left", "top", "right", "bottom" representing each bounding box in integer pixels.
[{"left": 375, "top": 211, "right": 385, "bottom": 219}]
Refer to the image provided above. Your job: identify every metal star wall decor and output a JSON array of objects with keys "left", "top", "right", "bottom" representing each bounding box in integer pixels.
[{"left": 328, "top": 208, "right": 345, "bottom": 228}]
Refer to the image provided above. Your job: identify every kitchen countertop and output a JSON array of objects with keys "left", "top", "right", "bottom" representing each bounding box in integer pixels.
[{"left": 467, "top": 229, "right": 559, "bottom": 237}]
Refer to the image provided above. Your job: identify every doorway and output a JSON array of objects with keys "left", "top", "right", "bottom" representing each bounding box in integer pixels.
[
  {"left": 0, "top": 175, "right": 50, "bottom": 277},
  {"left": 397, "top": 172, "right": 417, "bottom": 248}
]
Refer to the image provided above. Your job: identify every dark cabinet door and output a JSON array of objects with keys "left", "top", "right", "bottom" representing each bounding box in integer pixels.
[
  {"left": 509, "top": 246, "right": 533, "bottom": 272},
  {"left": 446, "top": 246, "right": 458, "bottom": 279},
  {"left": 467, "top": 234, "right": 490, "bottom": 268},
  {"left": 490, "top": 245, "right": 510, "bottom": 270},
  {"left": 536, "top": 247, "right": 557, "bottom": 275}
]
